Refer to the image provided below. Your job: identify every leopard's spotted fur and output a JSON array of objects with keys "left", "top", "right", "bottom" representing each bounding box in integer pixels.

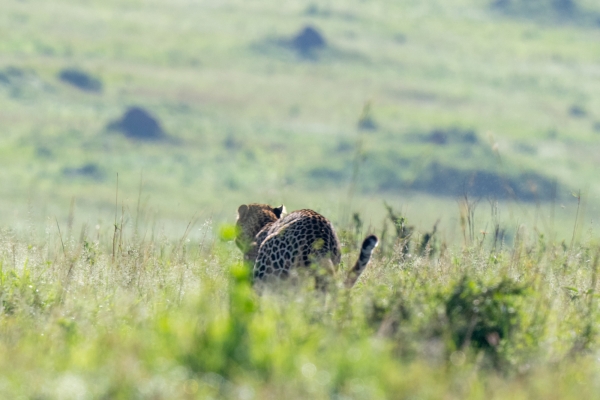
[{"left": 235, "top": 203, "right": 378, "bottom": 288}]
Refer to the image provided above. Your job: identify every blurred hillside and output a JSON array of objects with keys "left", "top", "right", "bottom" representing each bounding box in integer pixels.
[{"left": 1, "top": 0, "right": 600, "bottom": 238}]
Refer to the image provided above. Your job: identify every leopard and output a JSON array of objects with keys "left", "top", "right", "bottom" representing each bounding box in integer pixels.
[{"left": 235, "top": 203, "right": 378, "bottom": 289}]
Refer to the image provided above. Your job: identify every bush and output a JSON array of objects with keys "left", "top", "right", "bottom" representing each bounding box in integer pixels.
[{"left": 442, "top": 276, "right": 529, "bottom": 368}]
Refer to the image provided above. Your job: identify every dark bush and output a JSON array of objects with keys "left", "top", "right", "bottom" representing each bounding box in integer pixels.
[
  {"left": 410, "top": 163, "right": 557, "bottom": 201},
  {"left": 424, "top": 127, "right": 479, "bottom": 146},
  {"left": 553, "top": 0, "right": 577, "bottom": 15},
  {"left": 491, "top": 0, "right": 594, "bottom": 23},
  {"left": 58, "top": 68, "right": 102, "bottom": 92},
  {"left": 493, "top": 0, "right": 575, "bottom": 13},
  {"left": 291, "top": 26, "right": 326, "bottom": 56},
  {"left": 0, "top": 67, "right": 42, "bottom": 97},
  {"left": 107, "top": 107, "right": 166, "bottom": 141},
  {"left": 309, "top": 167, "right": 346, "bottom": 181},
  {"left": 358, "top": 102, "right": 378, "bottom": 131},
  {"left": 443, "top": 276, "right": 528, "bottom": 366},
  {"left": 0, "top": 67, "right": 25, "bottom": 85},
  {"left": 569, "top": 104, "right": 587, "bottom": 117},
  {"left": 358, "top": 117, "right": 377, "bottom": 131},
  {"left": 63, "top": 163, "right": 104, "bottom": 180}
]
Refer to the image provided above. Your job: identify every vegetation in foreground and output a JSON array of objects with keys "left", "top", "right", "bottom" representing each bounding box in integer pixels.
[{"left": 1, "top": 206, "right": 600, "bottom": 399}]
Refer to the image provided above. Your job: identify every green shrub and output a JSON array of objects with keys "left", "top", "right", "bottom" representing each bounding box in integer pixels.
[{"left": 442, "top": 276, "right": 529, "bottom": 368}]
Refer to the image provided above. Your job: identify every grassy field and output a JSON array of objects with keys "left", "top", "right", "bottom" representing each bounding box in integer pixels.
[
  {"left": 2, "top": 0, "right": 600, "bottom": 397},
  {"left": 2, "top": 208, "right": 600, "bottom": 399}
]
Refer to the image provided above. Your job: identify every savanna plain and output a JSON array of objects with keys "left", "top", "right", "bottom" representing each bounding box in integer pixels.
[{"left": 2, "top": 0, "right": 600, "bottom": 398}]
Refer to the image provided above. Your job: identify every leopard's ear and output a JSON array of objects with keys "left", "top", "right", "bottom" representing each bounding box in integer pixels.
[
  {"left": 273, "top": 204, "right": 287, "bottom": 219},
  {"left": 237, "top": 204, "right": 249, "bottom": 219}
]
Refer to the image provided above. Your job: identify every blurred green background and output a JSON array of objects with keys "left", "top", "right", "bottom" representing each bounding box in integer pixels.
[{"left": 2, "top": 0, "right": 600, "bottom": 240}]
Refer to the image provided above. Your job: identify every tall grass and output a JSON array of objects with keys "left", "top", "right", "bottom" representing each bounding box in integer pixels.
[{"left": 1, "top": 203, "right": 599, "bottom": 399}]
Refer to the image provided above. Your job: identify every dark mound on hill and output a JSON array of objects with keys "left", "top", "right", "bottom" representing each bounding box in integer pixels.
[
  {"left": 492, "top": 0, "right": 576, "bottom": 16},
  {"left": 409, "top": 163, "right": 557, "bottom": 201},
  {"left": 107, "top": 107, "right": 166, "bottom": 141},
  {"left": 63, "top": 163, "right": 104, "bottom": 181},
  {"left": 491, "top": 0, "right": 600, "bottom": 26},
  {"left": 357, "top": 102, "right": 378, "bottom": 131},
  {"left": 0, "top": 67, "right": 25, "bottom": 85},
  {"left": 0, "top": 66, "right": 50, "bottom": 97},
  {"left": 424, "top": 127, "right": 479, "bottom": 146},
  {"left": 291, "top": 26, "right": 326, "bottom": 56},
  {"left": 58, "top": 68, "right": 102, "bottom": 92},
  {"left": 311, "top": 160, "right": 559, "bottom": 201}
]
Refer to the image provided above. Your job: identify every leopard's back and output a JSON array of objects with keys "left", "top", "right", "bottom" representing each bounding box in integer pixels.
[
  {"left": 236, "top": 203, "right": 377, "bottom": 288},
  {"left": 253, "top": 209, "right": 341, "bottom": 281}
]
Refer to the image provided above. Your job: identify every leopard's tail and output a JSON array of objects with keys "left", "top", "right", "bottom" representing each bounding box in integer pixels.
[{"left": 344, "top": 235, "right": 379, "bottom": 288}]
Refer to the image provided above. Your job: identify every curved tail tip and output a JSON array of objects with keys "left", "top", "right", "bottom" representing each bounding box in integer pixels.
[{"left": 362, "top": 235, "right": 379, "bottom": 252}]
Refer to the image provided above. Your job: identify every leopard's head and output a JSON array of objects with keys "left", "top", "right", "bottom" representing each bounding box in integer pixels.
[{"left": 235, "top": 203, "right": 286, "bottom": 255}]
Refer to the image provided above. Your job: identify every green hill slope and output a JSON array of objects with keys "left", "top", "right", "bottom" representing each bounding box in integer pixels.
[{"left": 1, "top": 0, "right": 600, "bottom": 235}]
